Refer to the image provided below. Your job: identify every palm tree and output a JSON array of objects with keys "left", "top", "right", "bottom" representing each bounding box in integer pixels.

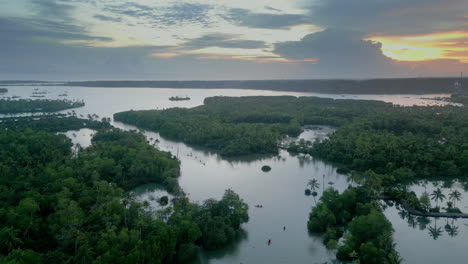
[
  {"left": 448, "top": 190, "right": 462, "bottom": 207},
  {"left": 308, "top": 178, "right": 320, "bottom": 204},
  {"left": 308, "top": 179, "right": 320, "bottom": 194},
  {"left": 430, "top": 188, "right": 446, "bottom": 208}
]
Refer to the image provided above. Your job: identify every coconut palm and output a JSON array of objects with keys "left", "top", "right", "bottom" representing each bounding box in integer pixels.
[
  {"left": 308, "top": 178, "right": 320, "bottom": 204},
  {"left": 308, "top": 179, "right": 320, "bottom": 193},
  {"left": 430, "top": 188, "right": 446, "bottom": 208},
  {"left": 448, "top": 190, "right": 462, "bottom": 207}
]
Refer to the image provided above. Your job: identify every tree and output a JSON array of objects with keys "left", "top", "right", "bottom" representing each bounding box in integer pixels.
[
  {"left": 308, "top": 179, "right": 320, "bottom": 204},
  {"left": 307, "top": 203, "right": 336, "bottom": 232},
  {"left": 448, "top": 190, "right": 462, "bottom": 207},
  {"left": 430, "top": 188, "right": 446, "bottom": 208},
  {"left": 308, "top": 179, "right": 320, "bottom": 194},
  {"left": 419, "top": 192, "right": 431, "bottom": 212}
]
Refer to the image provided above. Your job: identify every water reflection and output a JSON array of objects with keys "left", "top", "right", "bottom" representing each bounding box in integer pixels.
[
  {"left": 195, "top": 229, "right": 248, "bottom": 263},
  {"left": 390, "top": 202, "right": 467, "bottom": 241}
]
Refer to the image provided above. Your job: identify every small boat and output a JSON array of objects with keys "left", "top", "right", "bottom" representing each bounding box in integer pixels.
[{"left": 169, "top": 96, "right": 191, "bottom": 101}]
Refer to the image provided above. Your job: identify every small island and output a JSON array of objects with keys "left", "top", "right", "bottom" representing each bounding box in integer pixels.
[
  {"left": 0, "top": 88, "right": 7, "bottom": 93},
  {"left": 0, "top": 99, "right": 85, "bottom": 113},
  {"left": 169, "top": 96, "right": 191, "bottom": 101},
  {"left": 261, "top": 165, "right": 271, "bottom": 172}
]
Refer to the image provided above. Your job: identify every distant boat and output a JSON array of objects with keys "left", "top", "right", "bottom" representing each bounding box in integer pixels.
[{"left": 169, "top": 96, "right": 190, "bottom": 101}]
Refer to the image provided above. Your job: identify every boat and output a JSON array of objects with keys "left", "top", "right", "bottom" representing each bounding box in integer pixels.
[{"left": 169, "top": 96, "right": 191, "bottom": 101}]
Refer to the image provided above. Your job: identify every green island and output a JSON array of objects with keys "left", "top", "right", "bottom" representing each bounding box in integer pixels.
[
  {"left": 307, "top": 184, "right": 399, "bottom": 263},
  {"left": 114, "top": 96, "right": 388, "bottom": 156},
  {"left": 0, "top": 115, "right": 110, "bottom": 132},
  {"left": 0, "top": 109, "right": 249, "bottom": 263},
  {"left": 115, "top": 95, "right": 468, "bottom": 263},
  {"left": 0, "top": 99, "right": 84, "bottom": 113}
]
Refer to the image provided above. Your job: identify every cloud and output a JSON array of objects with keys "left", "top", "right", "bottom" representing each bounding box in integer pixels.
[
  {"left": 104, "top": 2, "right": 215, "bottom": 28},
  {"left": 182, "top": 33, "right": 267, "bottom": 49},
  {"left": 304, "top": 0, "right": 468, "bottom": 35},
  {"left": 264, "top": 6, "right": 282, "bottom": 12},
  {"left": 223, "top": 8, "right": 307, "bottom": 29},
  {"left": 274, "top": 29, "right": 407, "bottom": 78},
  {"left": 30, "top": 0, "right": 74, "bottom": 20},
  {"left": 0, "top": 17, "right": 112, "bottom": 42},
  {"left": 93, "top": 14, "right": 122, "bottom": 23}
]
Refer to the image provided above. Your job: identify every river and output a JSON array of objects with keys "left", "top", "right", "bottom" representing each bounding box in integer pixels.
[{"left": 1, "top": 85, "right": 466, "bottom": 263}]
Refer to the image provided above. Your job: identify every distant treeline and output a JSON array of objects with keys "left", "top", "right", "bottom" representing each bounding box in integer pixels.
[{"left": 65, "top": 78, "right": 464, "bottom": 94}]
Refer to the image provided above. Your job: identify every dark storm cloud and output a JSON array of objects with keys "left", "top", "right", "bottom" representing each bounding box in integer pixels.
[
  {"left": 274, "top": 29, "right": 406, "bottom": 77},
  {"left": 303, "top": 0, "right": 468, "bottom": 34},
  {"left": 224, "top": 8, "right": 307, "bottom": 29},
  {"left": 182, "top": 34, "right": 267, "bottom": 49}
]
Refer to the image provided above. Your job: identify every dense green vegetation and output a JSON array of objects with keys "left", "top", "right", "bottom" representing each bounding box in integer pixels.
[
  {"left": 115, "top": 96, "right": 388, "bottom": 156},
  {"left": 0, "top": 117, "right": 249, "bottom": 263},
  {"left": 0, "top": 99, "right": 84, "bottom": 113},
  {"left": 82, "top": 128, "right": 181, "bottom": 192},
  {"left": 448, "top": 94, "right": 468, "bottom": 105},
  {"left": 0, "top": 115, "right": 111, "bottom": 132},
  {"left": 308, "top": 183, "right": 400, "bottom": 263},
  {"left": 311, "top": 105, "right": 468, "bottom": 181},
  {"left": 115, "top": 96, "right": 467, "bottom": 181}
]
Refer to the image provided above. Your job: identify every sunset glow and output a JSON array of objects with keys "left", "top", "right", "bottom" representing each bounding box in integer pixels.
[{"left": 368, "top": 31, "right": 468, "bottom": 62}]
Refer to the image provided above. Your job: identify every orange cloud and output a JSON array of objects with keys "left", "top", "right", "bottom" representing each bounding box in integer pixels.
[
  {"left": 151, "top": 53, "right": 180, "bottom": 58},
  {"left": 367, "top": 30, "right": 468, "bottom": 62}
]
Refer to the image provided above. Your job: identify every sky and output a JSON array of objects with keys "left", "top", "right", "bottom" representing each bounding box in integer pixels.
[{"left": 0, "top": 0, "right": 467, "bottom": 80}]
